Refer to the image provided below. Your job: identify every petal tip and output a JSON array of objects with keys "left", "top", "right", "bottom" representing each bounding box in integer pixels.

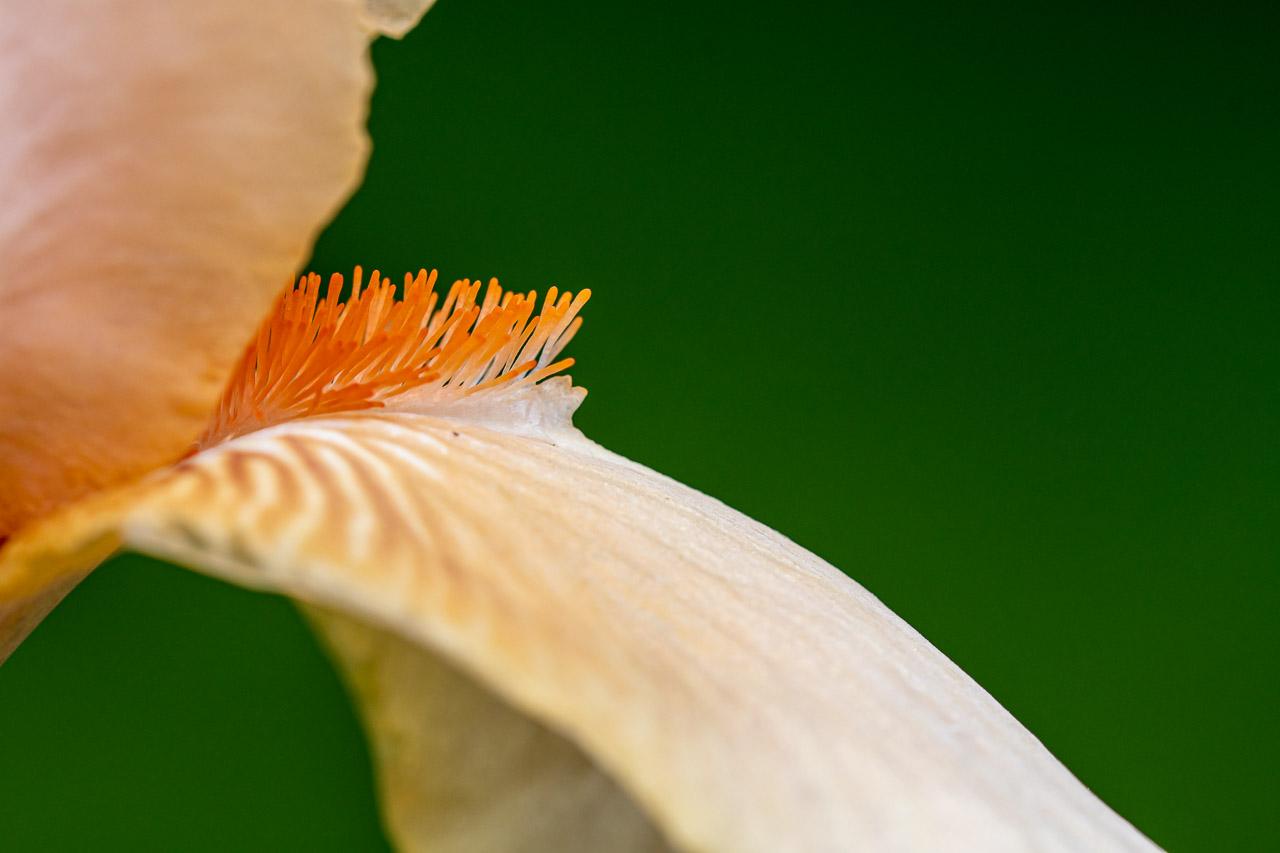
[{"left": 360, "top": 0, "right": 439, "bottom": 38}]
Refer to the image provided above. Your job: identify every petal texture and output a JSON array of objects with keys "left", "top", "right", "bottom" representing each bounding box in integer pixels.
[
  {"left": 0, "top": 0, "right": 381, "bottom": 535},
  {"left": 0, "top": 400, "right": 1157, "bottom": 852}
]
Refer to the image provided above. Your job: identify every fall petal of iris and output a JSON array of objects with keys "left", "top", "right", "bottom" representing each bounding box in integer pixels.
[
  {"left": 0, "top": 395, "right": 1157, "bottom": 852},
  {"left": 0, "top": 0, "right": 387, "bottom": 535}
]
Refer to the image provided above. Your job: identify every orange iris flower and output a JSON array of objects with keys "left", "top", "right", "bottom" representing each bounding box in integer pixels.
[{"left": 0, "top": 1, "right": 1154, "bottom": 850}]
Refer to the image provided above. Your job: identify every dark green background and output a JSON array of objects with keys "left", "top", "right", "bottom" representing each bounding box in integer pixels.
[{"left": 3, "top": 1, "right": 1276, "bottom": 850}]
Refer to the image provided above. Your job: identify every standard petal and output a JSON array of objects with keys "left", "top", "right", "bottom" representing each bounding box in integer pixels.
[
  {"left": 361, "top": 0, "right": 440, "bottom": 37},
  {"left": 0, "top": 0, "right": 388, "bottom": 535},
  {"left": 0, "top": 401, "right": 1156, "bottom": 852}
]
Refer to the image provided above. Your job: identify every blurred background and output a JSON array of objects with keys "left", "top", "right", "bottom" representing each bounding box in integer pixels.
[{"left": 2, "top": 1, "right": 1276, "bottom": 850}]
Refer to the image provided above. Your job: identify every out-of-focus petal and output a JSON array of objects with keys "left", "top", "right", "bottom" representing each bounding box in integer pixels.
[
  {"left": 0, "top": 393, "right": 1156, "bottom": 852},
  {"left": 307, "top": 607, "right": 674, "bottom": 852},
  {"left": 361, "top": 0, "right": 440, "bottom": 37},
  {"left": 0, "top": 0, "right": 388, "bottom": 535}
]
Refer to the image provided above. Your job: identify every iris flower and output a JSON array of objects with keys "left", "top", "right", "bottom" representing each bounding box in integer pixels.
[{"left": 0, "top": 2, "right": 1155, "bottom": 851}]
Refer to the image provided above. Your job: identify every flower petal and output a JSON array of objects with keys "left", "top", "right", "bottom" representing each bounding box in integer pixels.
[
  {"left": 306, "top": 606, "right": 674, "bottom": 851},
  {"left": 0, "top": 400, "right": 1156, "bottom": 852},
  {"left": 360, "top": 0, "right": 440, "bottom": 37},
  {"left": 0, "top": 0, "right": 388, "bottom": 535}
]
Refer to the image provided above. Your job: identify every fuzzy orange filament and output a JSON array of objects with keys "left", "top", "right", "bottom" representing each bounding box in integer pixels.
[{"left": 199, "top": 268, "right": 589, "bottom": 449}]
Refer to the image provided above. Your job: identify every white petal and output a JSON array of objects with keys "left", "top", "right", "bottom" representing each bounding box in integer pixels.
[{"left": 0, "top": 393, "right": 1158, "bottom": 852}]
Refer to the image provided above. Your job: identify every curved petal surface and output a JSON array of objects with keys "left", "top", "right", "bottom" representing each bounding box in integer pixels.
[
  {"left": 0, "top": 0, "right": 382, "bottom": 534},
  {"left": 307, "top": 606, "right": 674, "bottom": 852},
  {"left": 0, "top": 397, "right": 1157, "bottom": 852}
]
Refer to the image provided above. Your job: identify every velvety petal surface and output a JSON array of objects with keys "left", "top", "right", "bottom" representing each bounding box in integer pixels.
[
  {"left": 0, "top": 387, "right": 1157, "bottom": 852},
  {"left": 0, "top": 0, "right": 384, "bottom": 535}
]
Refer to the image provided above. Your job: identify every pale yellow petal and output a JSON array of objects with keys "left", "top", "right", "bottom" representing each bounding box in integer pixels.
[
  {"left": 307, "top": 606, "right": 673, "bottom": 851},
  {"left": 0, "top": 0, "right": 391, "bottom": 535},
  {"left": 0, "top": 395, "right": 1157, "bottom": 852}
]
